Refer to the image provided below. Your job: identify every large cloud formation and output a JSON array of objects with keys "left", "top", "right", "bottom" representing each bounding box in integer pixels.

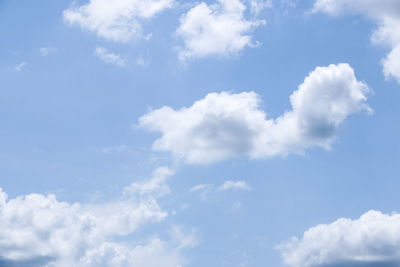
[
  {"left": 63, "top": 0, "right": 173, "bottom": 42},
  {"left": 0, "top": 167, "right": 195, "bottom": 266},
  {"left": 313, "top": 0, "right": 400, "bottom": 85},
  {"left": 176, "top": 0, "right": 266, "bottom": 61},
  {"left": 278, "top": 210, "right": 400, "bottom": 267},
  {"left": 139, "top": 63, "right": 371, "bottom": 164}
]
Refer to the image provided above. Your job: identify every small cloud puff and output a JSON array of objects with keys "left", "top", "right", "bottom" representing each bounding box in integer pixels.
[
  {"left": 40, "top": 47, "right": 58, "bottom": 56},
  {"left": 94, "top": 47, "right": 126, "bottom": 67},
  {"left": 15, "top": 62, "right": 27, "bottom": 72},
  {"left": 217, "top": 180, "right": 251, "bottom": 191},
  {"left": 176, "top": 0, "right": 265, "bottom": 61}
]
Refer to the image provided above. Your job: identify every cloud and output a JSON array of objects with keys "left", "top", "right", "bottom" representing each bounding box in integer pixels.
[
  {"left": 248, "top": 0, "right": 273, "bottom": 16},
  {"left": 136, "top": 55, "right": 151, "bottom": 67},
  {"left": 139, "top": 63, "right": 371, "bottom": 164},
  {"left": 312, "top": 0, "right": 400, "bottom": 85},
  {"left": 230, "top": 201, "right": 243, "bottom": 213},
  {"left": 0, "top": 167, "right": 195, "bottom": 266},
  {"left": 15, "top": 62, "right": 27, "bottom": 72},
  {"left": 383, "top": 45, "right": 400, "bottom": 84},
  {"left": 101, "top": 145, "right": 127, "bottom": 154},
  {"left": 40, "top": 47, "right": 58, "bottom": 56},
  {"left": 63, "top": 0, "right": 173, "bottom": 42},
  {"left": 94, "top": 47, "right": 125, "bottom": 66},
  {"left": 218, "top": 180, "right": 251, "bottom": 191},
  {"left": 123, "top": 166, "right": 173, "bottom": 198},
  {"left": 176, "top": 0, "right": 265, "bottom": 61},
  {"left": 190, "top": 181, "right": 251, "bottom": 201},
  {"left": 278, "top": 210, "right": 400, "bottom": 267},
  {"left": 190, "top": 184, "right": 211, "bottom": 192}
]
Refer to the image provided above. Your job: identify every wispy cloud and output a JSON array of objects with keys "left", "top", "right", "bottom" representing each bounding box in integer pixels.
[
  {"left": 94, "top": 47, "right": 125, "bottom": 67},
  {"left": 101, "top": 145, "right": 127, "bottom": 154},
  {"left": 217, "top": 180, "right": 251, "bottom": 191},
  {"left": 190, "top": 180, "right": 251, "bottom": 199},
  {"left": 136, "top": 55, "right": 150, "bottom": 67},
  {"left": 40, "top": 47, "right": 58, "bottom": 56},
  {"left": 15, "top": 62, "right": 27, "bottom": 72}
]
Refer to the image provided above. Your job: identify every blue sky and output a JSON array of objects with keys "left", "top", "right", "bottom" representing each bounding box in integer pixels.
[{"left": 1, "top": 0, "right": 400, "bottom": 266}]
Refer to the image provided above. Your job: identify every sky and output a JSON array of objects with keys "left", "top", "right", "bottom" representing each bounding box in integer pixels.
[{"left": 1, "top": 0, "right": 400, "bottom": 266}]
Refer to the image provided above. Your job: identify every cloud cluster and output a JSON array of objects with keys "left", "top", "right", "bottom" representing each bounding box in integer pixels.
[
  {"left": 63, "top": 0, "right": 174, "bottom": 42},
  {"left": 0, "top": 167, "right": 195, "bottom": 267},
  {"left": 176, "top": 0, "right": 265, "bottom": 61},
  {"left": 313, "top": 0, "right": 400, "bottom": 84},
  {"left": 139, "top": 63, "right": 371, "bottom": 164},
  {"left": 278, "top": 210, "right": 400, "bottom": 267}
]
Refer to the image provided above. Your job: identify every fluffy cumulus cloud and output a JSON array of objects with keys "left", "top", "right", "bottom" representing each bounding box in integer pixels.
[
  {"left": 278, "top": 210, "right": 400, "bottom": 267},
  {"left": 139, "top": 63, "right": 371, "bottom": 164},
  {"left": 0, "top": 167, "right": 195, "bottom": 267},
  {"left": 176, "top": 0, "right": 265, "bottom": 61},
  {"left": 312, "top": 0, "right": 400, "bottom": 84},
  {"left": 63, "top": 0, "right": 174, "bottom": 42}
]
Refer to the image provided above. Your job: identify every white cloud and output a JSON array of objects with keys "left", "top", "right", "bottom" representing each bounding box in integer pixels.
[
  {"left": 312, "top": 0, "right": 400, "bottom": 85},
  {"left": 248, "top": 0, "right": 273, "bottom": 16},
  {"left": 189, "top": 184, "right": 212, "bottom": 201},
  {"left": 230, "top": 201, "right": 243, "bottom": 213},
  {"left": 190, "top": 181, "right": 251, "bottom": 201},
  {"left": 278, "top": 210, "right": 400, "bottom": 267},
  {"left": 218, "top": 180, "right": 251, "bottom": 191},
  {"left": 102, "top": 145, "right": 127, "bottom": 154},
  {"left": 383, "top": 44, "right": 400, "bottom": 84},
  {"left": 190, "top": 184, "right": 211, "bottom": 192},
  {"left": 136, "top": 54, "right": 151, "bottom": 67},
  {"left": 176, "top": 0, "right": 265, "bottom": 61},
  {"left": 94, "top": 47, "right": 126, "bottom": 66},
  {"left": 63, "top": 0, "right": 173, "bottom": 42},
  {"left": 0, "top": 167, "right": 195, "bottom": 266},
  {"left": 15, "top": 62, "right": 27, "bottom": 72},
  {"left": 139, "top": 63, "right": 371, "bottom": 164},
  {"left": 123, "top": 166, "right": 173, "bottom": 198},
  {"left": 40, "top": 47, "right": 58, "bottom": 56}
]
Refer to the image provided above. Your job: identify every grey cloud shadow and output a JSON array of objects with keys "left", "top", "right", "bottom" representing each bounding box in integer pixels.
[{"left": 0, "top": 257, "right": 52, "bottom": 267}]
